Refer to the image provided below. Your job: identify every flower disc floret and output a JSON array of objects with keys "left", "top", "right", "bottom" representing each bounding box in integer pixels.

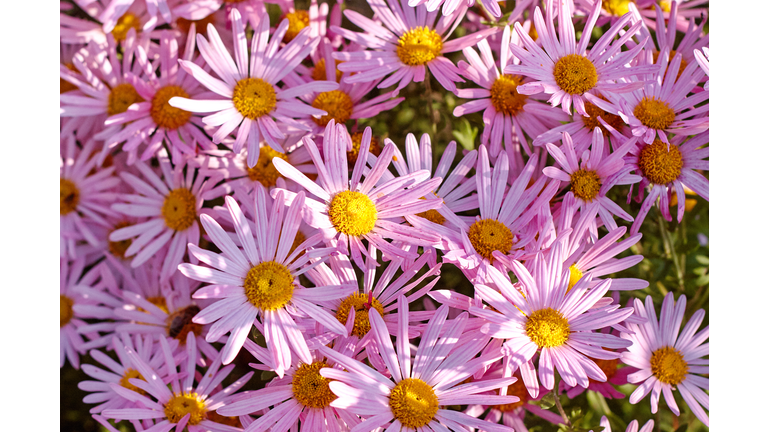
[
  {"left": 283, "top": 10, "right": 309, "bottom": 43},
  {"left": 570, "top": 169, "right": 602, "bottom": 202},
  {"left": 396, "top": 27, "right": 443, "bottom": 66},
  {"left": 247, "top": 146, "right": 289, "bottom": 187},
  {"left": 60, "top": 178, "right": 80, "bottom": 215},
  {"left": 582, "top": 100, "right": 624, "bottom": 132},
  {"left": 232, "top": 78, "right": 277, "bottom": 120},
  {"left": 166, "top": 305, "right": 203, "bottom": 342},
  {"left": 243, "top": 261, "right": 294, "bottom": 311},
  {"left": 567, "top": 264, "right": 583, "bottom": 292},
  {"left": 312, "top": 59, "right": 343, "bottom": 82},
  {"left": 108, "top": 222, "right": 133, "bottom": 258},
  {"left": 525, "top": 308, "right": 570, "bottom": 348},
  {"left": 638, "top": 140, "right": 683, "bottom": 185},
  {"left": 60, "top": 295, "right": 74, "bottom": 327},
  {"left": 311, "top": 90, "right": 354, "bottom": 126},
  {"left": 335, "top": 293, "right": 385, "bottom": 337},
  {"left": 119, "top": 368, "right": 147, "bottom": 395},
  {"left": 553, "top": 54, "right": 598, "bottom": 95},
  {"left": 111, "top": 13, "right": 141, "bottom": 43},
  {"left": 389, "top": 378, "right": 439, "bottom": 428},
  {"left": 650, "top": 346, "right": 688, "bottom": 385},
  {"left": 489, "top": 75, "right": 528, "bottom": 116},
  {"left": 108, "top": 83, "right": 143, "bottom": 116},
  {"left": 164, "top": 392, "right": 207, "bottom": 425},
  {"left": 634, "top": 97, "right": 676, "bottom": 130},
  {"left": 292, "top": 361, "right": 337, "bottom": 408},
  {"left": 468, "top": 219, "right": 514, "bottom": 261},
  {"left": 348, "top": 133, "right": 381, "bottom": 166},
  {"left": 328, "top": 191, "right": 378, "bottom": 236},
  {"left": 161, "top": 188, "right": 197, "bottom": 231},
  {"left": 591, "top": 357, "right": 618, "bottom": 382},
  {"left": 602, "top": 0, "right": 631, "bottom": 16},
  {"left": 151, "top": 85, "right": 192, "bottom": 130},
  {"left": 495, "top": 377, "right": 527, "bottom": 412}
]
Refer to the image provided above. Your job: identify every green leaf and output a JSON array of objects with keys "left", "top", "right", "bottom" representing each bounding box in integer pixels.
[
  {"left": 452, "top": 118, "right": 478, "bottom": 151},
  {"left": 539, "top": 391, "right": 557, "bottom": 410}
]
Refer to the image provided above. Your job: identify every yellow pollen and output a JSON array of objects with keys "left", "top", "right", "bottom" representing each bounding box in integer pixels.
[
  {"left": 164, "top": 392, "right": 207, "bottom": 425},
  {"left": 312, "top": 58, "right": 344, "bottom": 82},
  {"left": 111, "top": 12, "right": 141, "bottom": 43},
  {"left": 146, "top": 296, "right": 170, "bottom": 315},
  {"left": 633, "top": 97, "right": 675, "bottom": 131},
  {"left": 119, "top": 368, "right": 147, "bottom": 395},
  {"left": 637, "top": 139, "right": 683, "bottom": 185},
  {"left": 161, "top": 188, "right": 197, "bottom": 231},
  {"left": 151, "top": 85, "right": 192, "bottom": 130},
  {"left": 246, "top": 146, "right": 289, "bottom": 187},
  {"left": 60, "top": 295, "right": 75, "bottom": 328},
  {"left": 659, "top": 0, "right": 672, "bottom": 12},
  {"left": 396, "top": 27, "right": 443, "bottom": 66},
  {"left": 335, "top": 293, "right": 385, "bottom": 338},
  {"left": 650, "top": 346, "right": 688, "bottom": 385},
  {"left": 108, "top": 221, "right": 133, "bottom": 259},
  {"left": 283, "top": 10, "right": 310, "bottom": 43},
  {"left": 348, "top": 132, "right": 382, "bottom": 167},
  {"left": 415, "top": 208, "right": 446, "bottom": 225},
  {"left": 590, "top": 356, "right": 619, "bottom": 383},
  {"left": 525, "top": 308, "right": 570, "bottom": 348},
  {"left": 567, "top": 264, "right": 583, "bottom": 292},
  {"left": 570, "top": 169, "right": 602, "bottom": 202},
  {"left": 175, "top": 15, "right": 216, "bottom": 34},
  {"left": 60, "top": 178, "right": 80, "bottom": 215},
  {"left": 207, "top": 411, "right": 241, "bottom": 428},
  {"left": 107, "top": 83, "right": 143, "bottom": 116},
  {"left": 232, "top": 77, "right": 277, "bottom": 120},
  {"left": 243, "top": 261, "right": 294, "bottom": 311},
  {"left": 468, "top": 219, "right": 514, "bottom": 262},
  {"left": 166, "top": 305, "right": 202, "bottom": 342},
  {"left": 494, "top": 377, "right": 527, "bottom": 412},
  {"left": 553, "top": 54, "right": 598, "bottom": 95},
  {"left": 489, "top": 75, "right": 528, "bottom": 116},
  {"left": 581, "top": 99, "right": 624, "bottom": 133},
  {"left": 652, "top": 50, "right": 688, "bottom": 82},
  {"left": 328, "top": 191, "right": 378, "bottom": 237},
  {"left": 529, "top": 24, "right": 538, "bottom": 42},
  {"left": 389, "top": 378, "right": 439, "bottom": 428},
  {"left": 61, "top": 63, "right": 78, "bottom": 94},
  {"left": 602, "top": 0, "right": 632, "bottom": 16},
  {"left": 292, "top": 361, "right": 337, "bottom": 408},
  {"left": 311, "top": 90, "right": 354, "bottom": 127},
  {"left": 289, "top": 230, "right": 307, "bottom": 257}
]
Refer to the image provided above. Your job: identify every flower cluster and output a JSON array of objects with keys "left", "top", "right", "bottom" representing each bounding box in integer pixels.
[{"left": 60, "top": 0, "right": 709, "bottom": 431}]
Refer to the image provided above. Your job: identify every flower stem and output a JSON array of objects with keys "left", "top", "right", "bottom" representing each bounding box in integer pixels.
[
  {"left": 656, "top": 210, "right": 685, "bottom": 292},
  {"left": 553, "top": 374, "right": 572, "bottom": 427},
  {"left": 424, "top": 69, "right": 438, "bottom": 136}
]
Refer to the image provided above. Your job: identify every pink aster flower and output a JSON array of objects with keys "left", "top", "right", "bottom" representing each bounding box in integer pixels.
[
  {"left": 505, "top": 0, "right": 656, "bottom": 116},
  {"left": 98, "top": 0, "right": 174, "bottom": 31},
  {"left": 61, "top": 0, "right": 158, "bottom": 46},
  {"left": 454, "top": 25, "right": 569, "bottom": 158},
  {"left": 169, "top": 9, "right": 339, "bottom": 167},
  {"left": 623, "top": 131, "right": 709, "bottom": 235},
  {"left": 272, "top": 121, "right": 443, "bottom": 270},
  {"left": 178, "top": 189, "right": 354, "bottom": 373},
  {"left": 330, "top": 0, "right": 498, "bottom": 92},
  {"left": 318, "top": 296, "right": 518, "bottom": 432},
  {"left": 409, "top": 0, "right": 504, "bottom": 18},
  {"left": 469, "top": 235, "right": 634, "bottom": 399},
  {"left": 110, "top": 157, "right": 214, "bottom": 281},
  {"left": 60, "top": 136, "right": 120, "bottom": 259},
  {"left": 693, "top": 47, "right": 709, "bottom": 90},
  {"left": 61, "top": 257, "right": 105, "bottom": 369},
  {"left": 620, "top": 293, "right": 709, "bottom": 426},
  {"left": 103, "top": 29, "right": 217, "bottom": 164},
  {"left": 594, "top": 415, "right": 654, "bottom": 432},
  {"left": 102, "top": 332, "right": 254, "bottom": 432}
]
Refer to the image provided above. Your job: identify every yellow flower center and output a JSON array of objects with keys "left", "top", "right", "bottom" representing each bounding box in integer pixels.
[
  {"left": 468, "top": 219, "right": 514, "bottom": 262},
  {"left": 581, "top": 99, "right": 624, "bottom": 133},
  {"left": 246, "top": 146, "right": 289, "bottom": 187},
  {"left": 637, "top": 139, "right": 683, "bottom": 185},
  {"left": 389, "top": 378, "right": 439, "bottom": 429},
  {"left": 150, "top": 85, "right": 192, "bottom": 130},
  {"left": 107, "top": 83, "right": 143, "bottom": 116},
  {"left": 232, "top": 77, "right": 277, "bottom": 120},
  {"left": 61, "top": 63, "right": 78, "bottom": 94},
  {"left": 243, "top": 261, "right": 294, "bottom": 311},
  {"left": 60, "top": 178, "right": 80, "bottom": 215},
  {"left": 335, "top": 293, "right": 385, "bottom": 338},
  {"left": 602, "top": 0, "right": 632, "bottom": 16},
  {"left": 108, "top": 222, "right": 133, "bottom": 259},
  {"left": 120, "top": 368, "right": 147, "bottom": 395},
  {"left": 207, "top": 411, "right": 241, "bottom": 428},
  {"left": 111, "top": 12, "right": 141, "bottom": 43},
  {"left": 328, "top": 191, "right": 378, "bottom": 237},
  {"left": 292, "top": 361, "right": 337, "bottom": 408},
  {"left": 553, "top": 54, "right": 598, "bottom": 95},
  {"left": 164, "top": 392, "right": 207, "bottom": 425},
  {"left": 348, "top": 132, "right": 382, "bottom": 167},
  {"left": 146, "top": 296, "right": 170, "bottom": 315},
  {"left": 283, "top": 10, "right": 310, "bottom": 43},
  {"left": 161, "top": 188, "right": 197, "bottom": 231},
  {"left": 175, "top": 15, "right": 217, "bottom": 35},
  {"left": 166, "top": 305, "right": 203, "bottom": 342},
  {"left": 489, "top": 75, "right": 528, "bottom": 116},
  {"left": 525, "top": 308, "right": 570, "bottom": 348},
  {"left": 311, "top": 90, "right": 354, "bottom": 127},
  {"left": 633, "top": 97, "right": 676, "bottom": 131},
  {"left": 650, "top": 346, "right": 688, "bottom": 385},
  {"left": 396, "top": 27, "right": 443, "bottom": 66},
  {"left": 415, "top": 208, "right": 445, "bottom": 225},
  {"left": 312, "top": 58, "right": 344, "bottom": 82},
  {"left": 570, "top": 169, "right": 602, "bottom": 202},
  {"left": 567, "top": 264, "right": 583, "bottom": 292},
  {"left": 495, "top": 377, "right": 527, "bottom": 412},
  {"left": 652, "top": 50, "right": 688, "bottom": 82},
  {"left": 590, "top": 357, "right": 619, "bottom": 382},
  {"left": 659, "top": 0, "right": 672, "bottom": 12},
  {"left": 60, "top": 295, "right": 75, "bottom": 328}
]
